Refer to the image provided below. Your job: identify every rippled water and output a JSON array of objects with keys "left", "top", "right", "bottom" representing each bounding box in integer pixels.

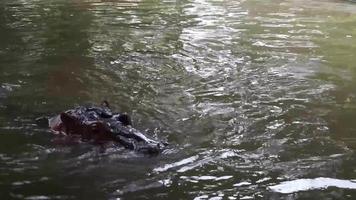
[{"left": 1, "top": 0, "right": 356, "bottom": 199}]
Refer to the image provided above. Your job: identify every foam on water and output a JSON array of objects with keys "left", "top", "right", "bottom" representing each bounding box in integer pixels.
[{"left": 269, "top": 177, "right": 356, "bottom": 194}]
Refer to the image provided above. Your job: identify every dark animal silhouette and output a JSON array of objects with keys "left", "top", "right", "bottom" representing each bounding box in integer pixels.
[{"left": 45, "top": 101, "right": 167, "bottom": 154}]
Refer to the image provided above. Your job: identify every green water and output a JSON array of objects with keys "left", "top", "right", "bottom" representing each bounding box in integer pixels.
[{"left": 1, "top": 0, "right": 356, "bottom": 199}]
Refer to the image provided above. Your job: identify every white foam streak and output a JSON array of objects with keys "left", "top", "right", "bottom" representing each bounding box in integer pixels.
[{"left": 269, "top": 177, "right": 356, "bottom": 194}]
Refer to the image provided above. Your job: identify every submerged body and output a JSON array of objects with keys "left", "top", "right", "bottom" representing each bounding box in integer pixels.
[{"left": 47, "top": 102, "right": 167, "bottom": 154}]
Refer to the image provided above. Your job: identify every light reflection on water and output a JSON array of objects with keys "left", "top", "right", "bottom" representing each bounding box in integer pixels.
[
  {"left": 269, "top": 177, "right": 356, "bottom": 194},
  {"left": 1, "top": 0, "right": 356, "bottom": 199}
]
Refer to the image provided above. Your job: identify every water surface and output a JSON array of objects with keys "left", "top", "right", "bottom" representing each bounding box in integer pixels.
[{"left": 1, "top": 0, "right": 356, "bottom": 199}]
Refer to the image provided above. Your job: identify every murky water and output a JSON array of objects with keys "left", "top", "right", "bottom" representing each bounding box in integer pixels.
[{"left": 1, "top": 0, "right": 356, "bottom": 199}]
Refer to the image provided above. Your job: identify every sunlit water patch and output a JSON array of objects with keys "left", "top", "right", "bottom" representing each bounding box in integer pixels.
[{"left": 269, "top": 177, "right": 356, "bottom": 194}]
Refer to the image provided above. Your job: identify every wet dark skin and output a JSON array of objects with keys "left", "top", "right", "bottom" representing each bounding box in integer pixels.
[{"left": 46, "top": 101, "right": 167, "bottom": 154}]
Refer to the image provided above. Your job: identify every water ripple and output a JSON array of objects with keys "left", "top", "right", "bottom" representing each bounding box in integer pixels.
[{"left": 1, "top": 0, "right": 356, "bottom": 199}]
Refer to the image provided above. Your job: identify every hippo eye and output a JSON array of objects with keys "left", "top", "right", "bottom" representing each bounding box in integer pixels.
[{"left": 89, "top": 123, "right": 101, "bottom": 133}]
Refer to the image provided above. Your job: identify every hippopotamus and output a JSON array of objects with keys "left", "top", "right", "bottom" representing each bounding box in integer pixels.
[{"left": 41, "top": 101, "right": 167, "bottom": 154}]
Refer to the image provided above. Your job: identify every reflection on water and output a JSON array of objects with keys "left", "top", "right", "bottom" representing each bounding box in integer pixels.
[
  {"left": 1, "top": 0, "right": 356, "bottom": 199},
  {"left": 269, "top": 177, "right": 356, "bottom": 194}
]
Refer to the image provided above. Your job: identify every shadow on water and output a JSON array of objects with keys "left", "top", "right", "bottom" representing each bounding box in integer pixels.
[{"left": 1, "top": 0, "right": 356, "bottom": 199}]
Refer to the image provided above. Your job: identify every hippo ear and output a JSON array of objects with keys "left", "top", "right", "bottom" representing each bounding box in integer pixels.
[
  {"left": 117, "top": 114, "right": 132, "bottom": 126},
  {"left": 101, "top": 100, "right": 110, "bottom": 108}
]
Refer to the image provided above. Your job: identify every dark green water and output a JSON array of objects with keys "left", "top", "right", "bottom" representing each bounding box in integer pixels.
[{"left": 1, "top": 0, "right": 356, "bottom": 199}]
